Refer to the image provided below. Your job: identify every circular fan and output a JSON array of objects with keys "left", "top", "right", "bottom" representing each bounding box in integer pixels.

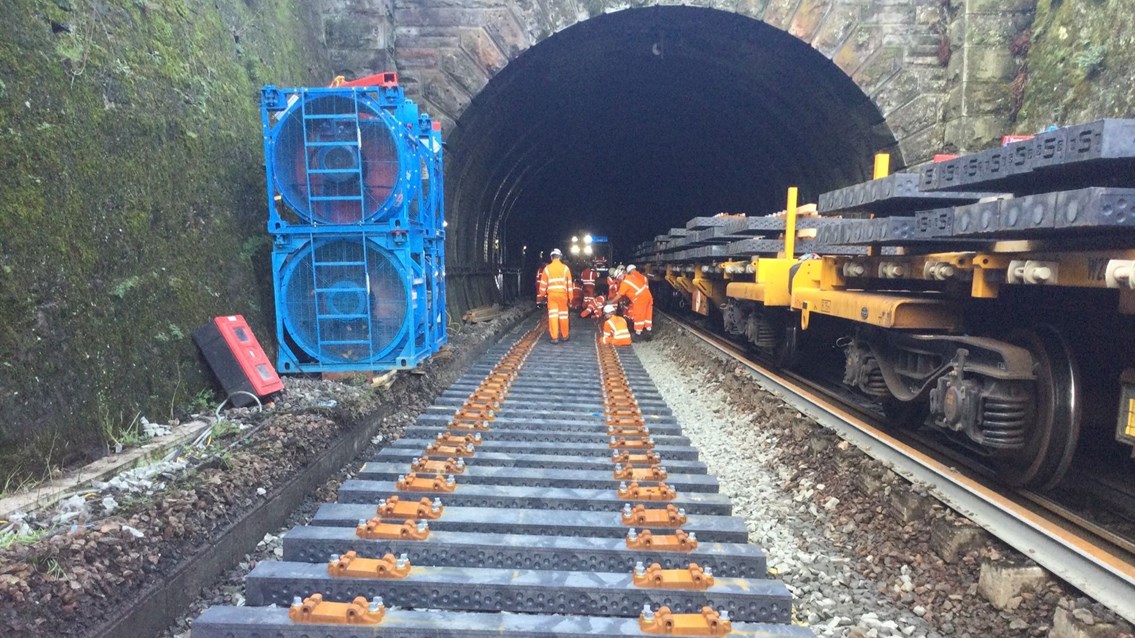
[
  {"left": 279, "top": 237, "right": 410, "bottom": 363},
  {"left": 271, "top": 93, "right": 409, "bottom": 224}
]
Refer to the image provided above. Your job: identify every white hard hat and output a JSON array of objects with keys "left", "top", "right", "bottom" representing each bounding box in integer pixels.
[
  {"left": 603, "top": 304, "right": 617, "bottom": 314},
  {"left": 626, "top": 264, "right": 637, "bottom": 271},
  {"left": 550, "top": 248, "right": 562, "bottom": 257}
]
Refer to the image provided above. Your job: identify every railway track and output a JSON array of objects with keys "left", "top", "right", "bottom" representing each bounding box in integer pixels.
[
  {"left": 189, "top": 318, "right": 813, "bottom": 637},
  {"left": 660, "top": 310, "right": 1135, "bottom": 626}
]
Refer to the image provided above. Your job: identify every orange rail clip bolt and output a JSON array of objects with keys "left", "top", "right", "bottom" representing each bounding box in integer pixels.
[
  {"left": 448, "top": 419, "right": 490, "bottom": 432},
  {"left": 632, "top": 562, "right": 714, "bottom": 590},
  {"left": 613, "top": 464, "right": 668, "bottom": 481},
  {"left": 610, "top": 451, "right": 662, "bottom": 465},
  {"left": 609, "top": 436, "right": 655, "bottom": 450},
  {"left": 396, "top": 472, "right": 457, "bottom": 492},
  {"left": 289, "top": 593, "right": 385, "bottom": 625},
  {"left": 639, "top": 604, "right": 732, "bottom": 636},
  {"left": 377, "top": 496, "right": 444, "bottom": 520},
  {"left": 617, "top": 481, "right": 676, "bottom": 501},
  {"left": 625, "top": 528, "right": 698, "bottom": 552},
  {"left": 356, "top": 518, "right": 431, "bottom": 540},
  {"left": 328, "top": 551, "right": 412, "bottom": 579},
  {"left": 621, "top": 503, "right": 687, "bottom": 527},
  {"left": 436, "top": 432, "right": 483, "bottom": 447},
  {"left": 412, "top": 456, "right": 466, "bottom": 475}
]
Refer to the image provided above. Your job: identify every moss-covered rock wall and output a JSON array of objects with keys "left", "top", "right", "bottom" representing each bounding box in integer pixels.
[
  {"left": 1016, "top": 0, "right": 1135, "bottom": 131},
  {"left": 0, "top": 0, "right": 330, "bottom": 481}
]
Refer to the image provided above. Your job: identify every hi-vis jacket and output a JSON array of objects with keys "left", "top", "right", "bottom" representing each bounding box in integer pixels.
[
  {"left": 601, "top": 315, "right": 632, "bottom": 346},
  {"left": 538, "top": 260, "right": 574, "bottom": 298}
]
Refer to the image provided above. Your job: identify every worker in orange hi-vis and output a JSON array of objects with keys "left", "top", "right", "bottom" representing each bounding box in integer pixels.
[
  {"left": 607, "top": 265, "right": 624, "bottom": 299},
  {"left": 580, "top": 294, "right": 606, "bottom": 319},
  {"left": 537, "top": 248, "right": 573, "bottom": 343},
  {"left": 599, "top": 304, "right": 632, "bottom": 346},
  {"left": 580, "top": 265, "right": 598, "bottom": 308},
  {"left": 609, "top": 264, "right": 653, "bottom": 340}
]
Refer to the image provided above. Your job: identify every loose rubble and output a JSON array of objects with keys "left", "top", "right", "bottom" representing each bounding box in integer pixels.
[
  {"left": 0, "top": 306, "right": 531, "bottom": 638},
  {"left": 633, "top": 319, "right": 1134, "bottom": 638}
]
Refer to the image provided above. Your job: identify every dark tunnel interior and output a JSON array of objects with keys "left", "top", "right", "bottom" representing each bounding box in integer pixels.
[{"left": 445, "top": 6, "right": 899, "bottom": 308}]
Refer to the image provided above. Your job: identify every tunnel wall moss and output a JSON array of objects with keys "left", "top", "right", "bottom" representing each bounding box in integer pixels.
[
  {"left": 1016, "top": 0, "right": 1135, "bottom": 131},
  {"left": 0, "top": 0, "right": 330, "bottom": 479}
]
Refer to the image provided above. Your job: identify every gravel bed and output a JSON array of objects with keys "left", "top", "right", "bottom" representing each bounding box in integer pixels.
[
  {"left": 0, "top": 305, "right": 531, "bottom": 638},
  {"left": 632, "top": 318, "right": 1132, "bottom": 638}
]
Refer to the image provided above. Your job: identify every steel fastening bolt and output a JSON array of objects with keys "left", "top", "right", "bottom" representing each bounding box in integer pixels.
[
  {"left": 704, "top": 566, "right": 713, "bottom": 577},
  {"left": 432, "top": 497, "right": 442, "bottom": 511},
  {"left": 417, "top": 520, "right": 428, "bottom": 532},
  {"left": 719, "top": 609, "right": 730, "bottom": 621},
  {"left": 446, "top": 474, "right": 455, "bottom": 486},
  {"left": 329, "top": 553, "right": 340, "bottom": 564},
  {"left": 610, "top": 436, "right": 618, "bottom": 445},
  {"left": 623, "top": 503, "right": 632, "bottom": 516},
  {"left": 357, "top": 519, "right": 368, "bottom": 527},
  {"left": 370, "top": 596, "right": 384, "bottom": 612},
  {"left": 396, "top": 553, "right": 407, "bottom": 569},
  {"left": 611, "top": 449, "right": 619, "bottom": 458},
  {"left": 473, "top": 433, "right": 482, "bottom": 442},
  {"left": 436, "top": 432, "right": 444, "bottom": 440},
  {"left": 642, "top": 603, "right": 654, "bottom": 621},
  {"left": 465, "top": 443, "right": 475, "bottom": 453},
  {"left": 614, "top": 463, "right": 623, "bottom": 473},
  {"left": 688, "top": 532, "right": 697, "bottom": 543},
  {"left": 398, "top": 474, "right": 406, "bottom": 483},
  {"left": 455, "top": 458, "right": 465, "bottom": 469},
  {"left": 635, "top": 561, "right": 645, "bottom": 576},
  {"left": 627, "top": 528, "right": 637, "bottom": 541},
  {"left": 377, "top": 499, "right": 387, "bottom": 509},
  {"left": 678, "top": 508, "right": 686, "bottom": 518},
  {"left": 292, "top": 596, "right": 302, "bottom": 608},
  {"left": 619, "top": 481, "right": 629, "bottom": 492}
]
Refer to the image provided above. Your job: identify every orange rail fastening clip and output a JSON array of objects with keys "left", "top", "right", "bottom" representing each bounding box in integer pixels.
[
  {"left": 396, "top": 472, "right": 457, "bottom": 492},
  {"left": 425, "top": 442, "right": 476, "bottom": 457},
  {"left": 632, "top": 562, "right": 714, "bottom": 590},
  {"left": 448, "top": 418, "right": 490, "bottom": 432},
  {"left": 618, "top": 481, "right": 676, "bottom": 501},
  {"left": 621, "top": 503, "right": 686, "bottom": 527},
  {"left": 453, "top": 408, "right": 495, "bottom": 422},
  {"left": 610, "top": 436, "right": 655, "bottom": 450},
  {"left": 377, "top": 496, "right": 444, "bottom": 520},
  {"left": 608, "top": 424, "right": 649, "bottom": 436},
  {"left": 613, "top": 464, "right": 668, "bottom": 481},
  {"left": 328, "top": 551, "right": 412, "bottom": 579},
  {"left": 463, "top": 398, "right": 501, "bottom": 411},
  {"left": 436, "top": 432, "right": 483, "bottom": 447},
  {"left": 639, "top": 605, "right": 732, "bottom": 636},
  {"left": 625, "top": 528, "right": 698, "bottom": 552},
  {"left": 356, "top": 518, "right": 431, "bottom": 540},
  {"left": 289, "top": 593, "right": 385, "bottom": 625},
  {"left": 411, "top": 456, "right": 466, "bottom": 474},
  {"left": 607, "top": 416, "right": 647, "bottom": 428},
  {"left": 610, "top": 451, "right": 662, "bottom": 465}
]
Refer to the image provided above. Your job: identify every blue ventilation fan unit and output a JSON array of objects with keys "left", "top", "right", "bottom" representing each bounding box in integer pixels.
[
  {"left": 272, "top": 233, "right": 435, "bottom": 373},
  {"left": 261, "top": 80, "right": 429, "bottom": 234}
]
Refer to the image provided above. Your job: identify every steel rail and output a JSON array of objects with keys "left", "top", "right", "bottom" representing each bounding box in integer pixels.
[{"left": 659, "top": 311, "right": 1135, "bottom": 625}]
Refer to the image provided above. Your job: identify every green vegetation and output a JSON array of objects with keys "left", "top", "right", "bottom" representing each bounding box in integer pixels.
[
  {"left": 1017, "top": 0, "right": 1135, "bottom": 130},
  {"left": 0, "top": 0, "right": 329, "bottom": 482}
]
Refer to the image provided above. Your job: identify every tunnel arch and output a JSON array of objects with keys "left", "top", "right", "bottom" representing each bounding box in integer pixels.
[{"left": 403, "top": 6, "right": 922, "bottom": 310}]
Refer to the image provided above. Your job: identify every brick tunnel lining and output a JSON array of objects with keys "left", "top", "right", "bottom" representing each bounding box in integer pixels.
[{"left": 444, "top": 7, "right": 899, "bottom": 310}]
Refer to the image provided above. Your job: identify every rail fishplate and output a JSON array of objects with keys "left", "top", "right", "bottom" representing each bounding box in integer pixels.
[
  {"left": 632, "top": 562, "right": 714, "bottom": 590},
  {"left": 328, "top": 551, "right": 412, "bottom": 579},
  {"left": 288, "top": 593, "right": 385, "bottom": 625}
]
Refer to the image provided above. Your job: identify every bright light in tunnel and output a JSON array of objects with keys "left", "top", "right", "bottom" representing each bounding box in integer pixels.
[
  {"left": 571, "top": 236, "right": 579, "bottom": 243},
  {"left": 584, "top": 235, "right": 593, "bottom": 244},
  {"left": 584, "top": 245, "right": 593, "bottom": 256},
  {"left": 570, "top": 244, "right": 581, "bottom": 255}
]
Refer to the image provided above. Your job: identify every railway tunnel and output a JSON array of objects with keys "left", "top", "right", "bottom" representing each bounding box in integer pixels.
[{"left": 441, "top": 7, "right": 899, "bottom": 310}]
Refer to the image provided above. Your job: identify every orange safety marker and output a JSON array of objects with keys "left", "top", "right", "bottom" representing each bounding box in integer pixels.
[
  {"left": 425, "top": 442, "right": 476, "bottom": 457},
  {"left": 639, "top": 605, "right": 732, "bottom": 635},
  {"left": 411, "top": 456, "right": 466, "bottom": 475},
  {"left": 632, "top": 562, "right": 714, "bottom": 590},
  {"left": 621, "top": 503, "right": 686, "bottom": 527},
  {"left": 625, "top": 528, "right": 698, "bottom": 552},
  {"left": 396, "top": 472, "right": 457, "bottom": 492},
  {"left": 613, "top": 464, "right": 668, "bottom": 481},
  {"left": 617, "top": 481, "right": 676, "bottom": 501},
  {"left": 356, "top": 518, "right": 431, "bottom": 540},
  {"left": 289, "top": 593, "right": 385, "bottom": 625},
  {"left": 328, "top": 551, "right": 412, "bottom": 579},
  {"left": 377, "top": 496, "right": 444, "bottom": 520}
]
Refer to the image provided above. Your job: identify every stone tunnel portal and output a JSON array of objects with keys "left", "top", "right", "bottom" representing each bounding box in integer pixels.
[{"left": 445, "top": 7, "right": 898, "bottom": 309}]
